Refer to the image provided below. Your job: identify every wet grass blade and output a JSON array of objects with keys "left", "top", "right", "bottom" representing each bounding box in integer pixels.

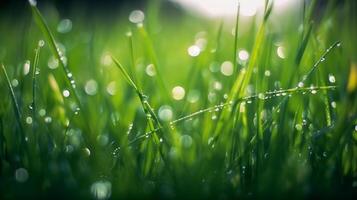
[
  {"left": 298, "top": 41, "right": 341, "bottom": 86},
  {"left": 31, "top": 41, "right": 43, "bottom": 141},
  {"left": 29, "top": 2, "right": 81, "bottom": 108},
  {"left": 137, "top": 24, "right": 170, "bottom": 102},
  {"left": 129, "top": 85, "right": 337, "bottom": 145},
  {"left": 233, "top": 2, "right": 240, "bottom": 76},
  {"left": 1, "top": 64, "right": 25, "bottom": 145}
]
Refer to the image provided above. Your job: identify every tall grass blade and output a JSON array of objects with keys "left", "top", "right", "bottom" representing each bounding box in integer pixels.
[
  {"left": 1, "top": 64, "right": 25, "bottom": 147},
  {"left": 29, "top": 2, "right": 82, "bottom": 108}
]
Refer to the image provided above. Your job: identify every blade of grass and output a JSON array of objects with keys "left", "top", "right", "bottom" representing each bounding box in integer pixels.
[
  {"left": 1, "top": 64, "right": 26, "bottom": 151},
  {"left": 297, "top": 41, "right": 341, "bottom": 86},
  {"left": 233, "top": 2, "right": 240, "bottom": 76},
  {"left": 136, "top": 24, "right": 171, "bottom": 103},
  {"left": 111, "top": 55, "right": 164, "bottom": 141},
  {"left": 31, "top": 40, "right": 43, "bottom": 144},
  {"left": 130, "top": 85, "right": 337, "bottom": 145},
  {"left": 28, "top": 2, "right": 81, "bottom": 108}
]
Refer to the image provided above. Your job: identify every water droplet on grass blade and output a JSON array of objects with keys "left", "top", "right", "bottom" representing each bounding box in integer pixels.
[
  {"left": 44, "top": 116, "right": 52, "bottom": 123},
  {"left": 23, "top": 60, "right": 30, "bottom": 75},
  {"left": 11, "top": 79, "right": 18, "bottom": 87},
  {"left": 277, "top": 46, "right": 286, "bottom": 59},
  {"left": 264, "top": 70, "right": 271, "bottom": 77},
  {"left": 38, "top": 40, "right": 45, "bottom": 47},
  {"left": 63, "top": 90, "right": 70, "bottom": 97},
  {"left": 83, "top": 147, "right": 91, "bottom": 157},
  {"left": 331, "top": 101, "right": 337, "bottom": 108},
  {"left": 26, "top": 116, "right": 33, "bottom": 124},
  {"left": 298, "top": 82, "right": 304, "bottom": 88},
  {"left": 258, "top": 93, "right": 265, "bottom": 100},
  {"left": 328, "top": 74, "right": 336, "bottom": 83}
]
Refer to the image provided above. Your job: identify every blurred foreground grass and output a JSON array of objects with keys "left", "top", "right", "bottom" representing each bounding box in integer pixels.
[{"left": 1, "top": 0, "right": 357, "bottom": 199}]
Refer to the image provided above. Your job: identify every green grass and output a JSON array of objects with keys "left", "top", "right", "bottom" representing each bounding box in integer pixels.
[{"left": 0, "top": 0, "right": 357, "bottom": 199}]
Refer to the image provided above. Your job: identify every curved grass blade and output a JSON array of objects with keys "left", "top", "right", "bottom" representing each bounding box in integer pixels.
[
  {"left": 297, "top": 41, "right": 341, "bottom": 86},
  {"left": 129, "top": 85, "right": 337, "bottom": 145},
  {"left": 28, "top": 2, "right": 81, "bottom": 108},
  {"left": 137, "top": 24, "right": 170, "bottom": 102},
  {"left": 111, "top": 55, "right": 162, "bottom": 135},
  {"left": 1, "top": 64, "right": 25, "bottom": 146}
]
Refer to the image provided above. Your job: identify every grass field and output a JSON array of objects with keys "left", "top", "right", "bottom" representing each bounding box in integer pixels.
[{"left": 0, "top": 0, "right": 357, "bottom": 199}]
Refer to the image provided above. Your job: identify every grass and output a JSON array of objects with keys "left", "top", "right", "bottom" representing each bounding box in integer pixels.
[{"left": 0, "top": 0, "right": 357, "bottom": 199}]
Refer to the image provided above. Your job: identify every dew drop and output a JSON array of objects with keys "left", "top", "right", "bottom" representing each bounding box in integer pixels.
[
  {"left": 328, "top": 74, "right": 336, "bottom": 83},
  {"left": 11, "top": 79, "right": 19, "bottom": 87},
  {"left": 83, "top": 147, "right": 91, "bottom": 157},
  {"left": 38, "top": 40, "right": 45, "bottom": 47},
  {"left": 258, "top": 93, "right": 265, "bottom": 100},
  {"left": 331, "top": 101, "right": 337, "bottom": 108},
  {"left": 277, "top": 46, "right": 286, "bottom": 59},
  {"left": 298, "top": 82, "right": 304, "bottom": 88},
  {"left": 23, "top": 60, "right": 30, "bottom": 75},
  {"left": 44, "top": 116, "right": 52, "bottom": 123},
  {"left": 25, "top": 116, "right": 33, "bottom": 124},
  {"left": 264, "top": 70, "right": 271, "bottom": 77},
  {"left": 63, "top": 90, "right": 70, "bottom": 97},
  {"left": 15, "top": 168, "right": 29, "bottom": 183}
]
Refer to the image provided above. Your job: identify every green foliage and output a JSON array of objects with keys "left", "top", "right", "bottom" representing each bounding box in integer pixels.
[{"left": 0, "top": 0, "right": 356, "bottom": 199}]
